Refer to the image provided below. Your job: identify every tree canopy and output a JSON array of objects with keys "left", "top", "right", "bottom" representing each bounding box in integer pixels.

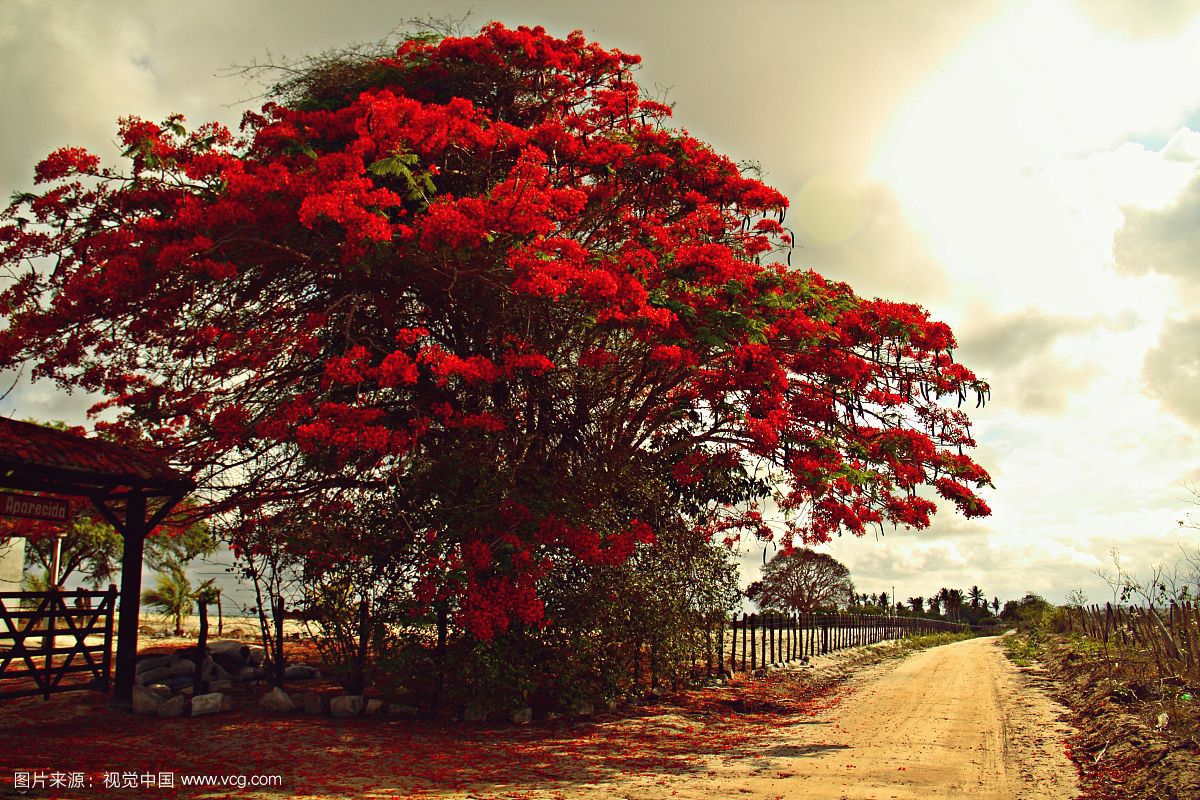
[{"left": 0, "top": 23, "right": 991, "bottom": 647}]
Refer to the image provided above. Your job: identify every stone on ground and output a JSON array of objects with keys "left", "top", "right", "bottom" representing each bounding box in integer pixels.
[
  {"left": 190, "top": 692, "right": 225, "bottom": 716},
  {"left": 259, "top": 687, "right": 295, "bottom": 712},
  {"left": 157, "top": 694, "right": 188, "bottom": 718},
  {"left": 330, "top": 695, "right": 364, "bottom": 718},
  {"left": 132, "top": 685, "right": 164, "bottom": 715}
]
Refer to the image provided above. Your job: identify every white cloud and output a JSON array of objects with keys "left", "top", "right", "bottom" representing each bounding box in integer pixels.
[{"left": 864, "top": 0, "right": 1200, "bottom": 603}]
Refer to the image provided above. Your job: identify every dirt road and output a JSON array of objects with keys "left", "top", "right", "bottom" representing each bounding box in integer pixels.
[
  {"left": 609, "top": 636, "right": 1080, "bottom": 800},
  {"left": 0, "top": 635, "right": 1078, "bottom": 799}
]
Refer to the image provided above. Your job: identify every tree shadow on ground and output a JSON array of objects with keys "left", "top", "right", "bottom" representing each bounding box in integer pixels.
[
  {"left": 760, "top": 743, "right": 850, "bottom": 758},
  {"left": 0, "top": 669, "right": 848, "bottom": 798}
]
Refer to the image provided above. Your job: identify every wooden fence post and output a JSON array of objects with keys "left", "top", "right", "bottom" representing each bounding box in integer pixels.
[
  {"left": 718, "top": 615, "right": 725, "bottom": 676},
  {"left": 734, "top": 618, "right": 744, "bottom": 671},
  {"left": 100, "top": 585, "right": 117, "bottom": 691},
  {"left": 750, "top": 614, "right": 757, "bottom": 670},
  {"left": 42, "top": 587, "right": 58, "bottom": 700}
]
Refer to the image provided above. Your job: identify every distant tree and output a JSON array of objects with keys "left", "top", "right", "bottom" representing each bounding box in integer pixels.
[
  {"left": 950, "top": 589, "right": 966, "bottom": 620},
  {"left": 968, "top": 585, "right": 984, "bottom": 609},
  {"left": 927, "top": 597, "right": 942, "bottom": 617},
  {"left": 877, "top": 591, "right": 889, "bottom": 608},
  {"left": 19, "top": 511, "right": 214, "bottom": 589},
  {"left": 750, "top": 548, "right": 855, "bottom": 613},
  {"left": 991, "top": 596, "right": 1000, "bottom": 614},
  {"left": 937, "top": 587, "right": 964, "bottom": 621},
  {"left": 19, "top": 512, "right": 121, "bottom": 588},
  {"left": 909, "top": 596, "right": 924, "bottom": 615},
  {"left": 144, "top": 522, "right": 218, "bottom": 574},
  {"left": 1000, "top": 593, "right": 1055, "bottom": 630},
  {"left": 22, "top": 570, "right": 49, "bottom": 593},
  {"left": 19, "top": 508, "right": 214, "bottom": 588},
  {"left": 935, "top": 588, "right": 950, "bottom": 617}
]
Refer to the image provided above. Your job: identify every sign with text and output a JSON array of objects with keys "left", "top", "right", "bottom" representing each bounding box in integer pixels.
[{"left": 0, "top": 492, "right": 71, "bottom": 523}]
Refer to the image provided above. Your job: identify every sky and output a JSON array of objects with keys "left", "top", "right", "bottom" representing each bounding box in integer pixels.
[{"left": 2, "top": 0, "right": 1200, "bottom": 610}]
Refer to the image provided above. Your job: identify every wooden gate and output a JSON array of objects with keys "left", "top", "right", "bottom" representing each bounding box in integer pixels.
[{"left": 0, "top": 586, "right": 117, "bottom": 700}]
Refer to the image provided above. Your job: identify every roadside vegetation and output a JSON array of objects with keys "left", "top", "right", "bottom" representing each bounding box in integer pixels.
[
  {"left": 1001, "top": 574, "right": 1200, "bottom": 800},
  {"left": 894, "top": 630, "right": 976, "bottom": 653}
]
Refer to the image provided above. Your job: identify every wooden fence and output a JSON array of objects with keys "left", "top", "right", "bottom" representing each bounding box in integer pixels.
[
  {"left": 629, "top": 611, "right": 967, "bottom": 692},
  {"left": 1063, "top": 602, "right": 1200, "bottom": 682},
  {"left": 723, "top": 612, "right": 967, "bottom": 674},
  {"left": 0, "top": 586, "right": 118, "bottom": 700}
]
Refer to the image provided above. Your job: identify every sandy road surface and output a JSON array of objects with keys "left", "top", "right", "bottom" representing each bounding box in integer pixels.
[
  {"left": 608, "top": 636, "right": 1080, "bottom": 800},
  {"left": 0, "top": 635, "right": 1080, "bottom": 799}
]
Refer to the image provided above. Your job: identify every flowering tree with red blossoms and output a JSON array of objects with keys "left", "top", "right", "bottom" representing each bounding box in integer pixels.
[{"left": 0, "top": 24, "right": 990, "bottom": 703}]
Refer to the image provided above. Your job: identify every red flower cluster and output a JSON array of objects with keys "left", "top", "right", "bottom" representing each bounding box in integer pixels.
[{"left": 0, "top": 23, "right": 991, "bottom": 640}]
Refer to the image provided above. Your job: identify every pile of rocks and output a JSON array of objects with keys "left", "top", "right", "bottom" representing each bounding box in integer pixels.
[
  {"left": 256, "top": 688, "right": 418, "bottom": 719},
  {"left": 132, "top": 683, "right": 235, "bottom": 718},
  {"left": 131, "top": 639, "right": 323, "bottom": 718},
  {"left": 133, "top": 642, "right": 591, "bottom": 726}
]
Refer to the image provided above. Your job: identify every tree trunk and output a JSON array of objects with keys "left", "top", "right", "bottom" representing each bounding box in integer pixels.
[
  {"left": 353, "top": 598, "right": 370, "bottom": 695},
  {"left": 194, "top": 597, "right": 209, "bottom": 694},
  {"left": 273, "top": 596, "right": 286, "bottom": 689},
  {"left": 432, "top": 601, "right": 448, "bottom": 715}
]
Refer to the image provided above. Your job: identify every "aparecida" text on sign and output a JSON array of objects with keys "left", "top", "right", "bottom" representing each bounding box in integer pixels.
[{"left": 1, "top": 492, "right": 70, "bottom": 522}]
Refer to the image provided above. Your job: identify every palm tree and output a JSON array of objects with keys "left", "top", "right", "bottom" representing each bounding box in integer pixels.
[
  {"left": 991, "top": 596, "right": 1001, "bottom": 614},
  {"left": 946, "top": 589, "right": 965, "bottom": 621},
  {"left": 909, "top": 596, "right": 924, "bottom": 615},
  {"left": 22, "top": 570, "right": 51, "bottom": 592},
  {"left": 935, "top": 587, "right": 952, "bottom": 618},
  {"left": 141, "top": 564, "right": 193, "bottom": 636},
  {"left": 968, "top": 585, "right": 984, "bottom": 609},
  {"left": 927, "top": 597, "right": 941, "bottom": 617},
  {"left": 934, "top": 587, "right": 964, "bottom": 622}
]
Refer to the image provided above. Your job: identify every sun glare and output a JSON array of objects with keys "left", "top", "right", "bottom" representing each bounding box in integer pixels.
[{"left": 872, "top": 0, "right": 1200, "bottom": 319}]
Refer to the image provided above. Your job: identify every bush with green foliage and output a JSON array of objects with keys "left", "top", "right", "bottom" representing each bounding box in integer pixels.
[{"left": 1000, "top": 593, "right": 1060, "bottom": 631}]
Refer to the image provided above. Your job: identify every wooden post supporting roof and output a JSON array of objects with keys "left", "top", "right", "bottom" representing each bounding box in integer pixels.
[{"left": 0, "top": 418, "right": 194, "bottom": 710}]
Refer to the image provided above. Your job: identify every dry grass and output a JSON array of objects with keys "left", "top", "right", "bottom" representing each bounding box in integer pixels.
[{"left": 1008, "top": 631, "right": 1200, "bottom": 800}]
